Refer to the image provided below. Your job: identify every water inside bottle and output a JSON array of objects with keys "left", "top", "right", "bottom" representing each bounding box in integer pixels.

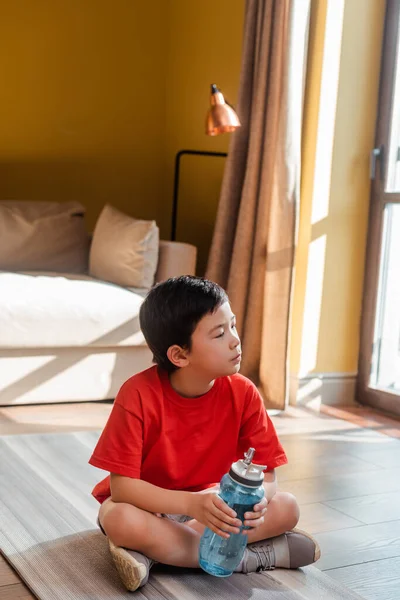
[{"left": 232, "top": 502, "right": 254, "bottom": 531}]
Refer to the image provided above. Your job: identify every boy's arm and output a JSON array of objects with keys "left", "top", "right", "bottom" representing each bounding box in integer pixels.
[
  {"left": 110, "top": 473, "right": 192, "bottom": 515},
  {"left": 111, "top": 470, "right": 277, "bottom": 512},
  {"left": 110, "top": 473, "right": 243, "bottom": 538}
]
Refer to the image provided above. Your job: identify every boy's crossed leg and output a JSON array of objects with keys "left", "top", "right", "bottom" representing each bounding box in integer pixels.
[
  {"left": 98, "top": 490, "right": 320, "bottom": 591},
  {"left": 100, "top": 498, "right": 202, "bottom": 569}
]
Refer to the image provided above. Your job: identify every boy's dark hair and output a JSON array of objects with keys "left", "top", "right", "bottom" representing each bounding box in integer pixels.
[{"left": 139, "top": 275, "right": 228, "bottom": 372}]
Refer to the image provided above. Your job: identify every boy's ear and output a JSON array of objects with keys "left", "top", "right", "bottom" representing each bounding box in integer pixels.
[{"left": 167, "top": 344, "right": 190, "bottom": 369}]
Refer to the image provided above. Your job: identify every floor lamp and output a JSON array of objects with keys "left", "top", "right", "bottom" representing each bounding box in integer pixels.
[{"left": 170, "top": 84, "right": 241, "bottom": 241}]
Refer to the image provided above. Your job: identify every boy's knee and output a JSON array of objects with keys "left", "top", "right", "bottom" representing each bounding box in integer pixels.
[
  {"left": 101, "top": 502, "right": 145, "bottom": 546},
  {"left": 273, "top": 492, "right": 300, "bottom": 529}
]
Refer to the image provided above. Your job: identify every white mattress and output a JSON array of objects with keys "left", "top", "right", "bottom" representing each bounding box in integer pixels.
[{"left": 0, "top": 271, "right": 147, "bottom": 348}]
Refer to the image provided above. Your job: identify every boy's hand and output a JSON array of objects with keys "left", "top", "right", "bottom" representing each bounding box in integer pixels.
[
  {"left": 242, "top": 496, "right": 268, "bottom": 534},
  {"left": 189, "top": 492, "right": 242, "bottom": 539}
]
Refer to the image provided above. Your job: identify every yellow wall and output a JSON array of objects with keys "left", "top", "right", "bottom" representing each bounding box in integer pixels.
[
  {"left": 0, "top": 0, "right": 244, "bottom": 272},
  {"left": 163, "top": 0, "right": 244, "bottom": 273},
  {"left": 290, "top": 0, "right": 385, "bottom": 378},
  {"left": 0, "top": 1, "right": 167, "bottom": 231}
]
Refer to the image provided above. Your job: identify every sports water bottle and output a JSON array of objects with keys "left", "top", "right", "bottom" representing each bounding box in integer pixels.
[{"left": 199, "top": 448, "right": 266, "bottom": 577}]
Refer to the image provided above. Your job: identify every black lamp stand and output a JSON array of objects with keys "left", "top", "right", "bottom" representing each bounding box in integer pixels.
[{"left": 171, "top": 149, "right": 227, "bottom": 241}]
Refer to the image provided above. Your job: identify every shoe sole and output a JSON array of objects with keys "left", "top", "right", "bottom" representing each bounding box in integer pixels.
[
  {"left": 109, "top": 541, "right": 147, "bottom": 591},
  {"left": 292, "top": 527, "right": 321, "bottom": 562}
]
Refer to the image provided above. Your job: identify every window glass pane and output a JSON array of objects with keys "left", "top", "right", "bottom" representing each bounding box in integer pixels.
[
  {"left": 386, "top": 19, "right": 400, "bottom": 191},
  {"left": 370, "top": 204, "right": 400, "bottom": 391}
]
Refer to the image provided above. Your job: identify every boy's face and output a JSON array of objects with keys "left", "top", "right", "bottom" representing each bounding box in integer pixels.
[{"left": 187, "top": 301, "right": 241, "bottom": 378}]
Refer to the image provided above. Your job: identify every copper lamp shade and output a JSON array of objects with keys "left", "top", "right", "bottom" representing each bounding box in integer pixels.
[{"left": 206, "top": 84, "right": 241, "bottom": 136}]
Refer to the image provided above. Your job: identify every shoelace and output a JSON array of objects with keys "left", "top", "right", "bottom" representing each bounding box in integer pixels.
[{"left": 249, "top": 543, "right": 275, "bottom": 572}]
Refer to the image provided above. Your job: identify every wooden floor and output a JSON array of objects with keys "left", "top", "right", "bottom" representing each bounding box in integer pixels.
[{"left": 0, "top": 401, "right": 399, "bottom": 600}]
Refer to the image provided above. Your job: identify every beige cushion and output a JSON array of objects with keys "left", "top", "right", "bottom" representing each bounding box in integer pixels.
[
  {"left": 89, "top": 204, "right": 159, "bottom": 288},
  {"left": 0, "top": 201, "right": 89, "bottom": 273}
]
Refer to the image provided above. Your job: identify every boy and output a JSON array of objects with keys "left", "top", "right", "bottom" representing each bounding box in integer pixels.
[{"left": 89, "top": 276, "right": 320, "bottom": 591}]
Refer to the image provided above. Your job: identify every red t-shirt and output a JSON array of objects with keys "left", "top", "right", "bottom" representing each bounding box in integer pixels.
[{"left": 89, "top": 366, "right": 288, "bottom": 503}]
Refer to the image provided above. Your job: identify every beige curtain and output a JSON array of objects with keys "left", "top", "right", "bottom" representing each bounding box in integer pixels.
[{"left": 206, "top": 0, "right": 310, "bottom": 409}]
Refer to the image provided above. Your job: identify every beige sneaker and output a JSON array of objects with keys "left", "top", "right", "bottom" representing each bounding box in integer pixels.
[
  {"left": 241, "top": 528, "right": 321, "bottom": 573},
  {"left": 108, "top": 540, "right": 155, "bottom": 591}
]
